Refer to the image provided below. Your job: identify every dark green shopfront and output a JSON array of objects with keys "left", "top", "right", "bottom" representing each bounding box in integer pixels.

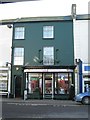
[{"left": 10, "top": 16, "right": 76, "bottom": 100}]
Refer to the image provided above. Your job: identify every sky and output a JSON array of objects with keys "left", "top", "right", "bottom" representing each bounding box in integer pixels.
[
  {"left": 0, "top": 0, "right": 89, "bottom": 20},
  {"left": 0, "top": 0, "right": 89, "bottom": 66}
]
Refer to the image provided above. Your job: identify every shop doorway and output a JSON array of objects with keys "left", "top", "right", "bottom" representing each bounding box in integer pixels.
[
  {"left": 43, "top": 73, "right": 54, "bottom": 99},
  {"left": 15, "top": 75, "right": 22, "bottom": 98}
]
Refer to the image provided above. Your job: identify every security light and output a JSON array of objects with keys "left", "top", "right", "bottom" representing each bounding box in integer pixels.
[
  {"left": 7, "top": 24, "right": 13, "bottom": 28},
  {"left": 75, "top": 59, "right": 80, "bottom": 64},
  {"left": 6, "top": 62, "right": 11, "bottom": 66},
  {"left": 16, "top": 67, "right": 19, "bottom": 71}
]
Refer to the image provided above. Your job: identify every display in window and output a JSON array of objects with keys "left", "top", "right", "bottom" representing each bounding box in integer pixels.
[
  {"left": 55, "top": 73, "right": 72, "bottom": 95},
  {"left": 27, "top": 73, "right": 42, "bottom": 94},
  {"left": 58, "top": 78, "right": 68, "bottom": 94},
  {"left": 45, "top": 80, "right": 52, "bottom": 94}
]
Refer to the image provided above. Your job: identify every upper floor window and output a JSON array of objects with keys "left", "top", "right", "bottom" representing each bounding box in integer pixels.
[
  {"left": 14, "top": 47, "right": 24, "bottom": 65},
  {"left": 43, "top": 47, "right": 54, "bottom": 65},
  {"left": 43, "top": 26, "right": 54, "bottom": 39},
  {"left": 14, "top": 27, "right": 25, "bottom": 39}
]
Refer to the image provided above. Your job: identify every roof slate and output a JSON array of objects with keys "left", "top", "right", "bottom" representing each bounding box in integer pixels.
[
  {"left": 0, "top": 15, "right": 72, "bottom": 25},
  {"left": 0, "top": 14, "right": 90, "bottom": 25}
]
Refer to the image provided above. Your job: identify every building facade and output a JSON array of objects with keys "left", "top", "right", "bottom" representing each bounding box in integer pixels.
[
  {"left": 9, "top": 16, "right": 76, "bottom": 100},
  {"left": 73, "top": 14, "right": 90, "bottom": 95}
]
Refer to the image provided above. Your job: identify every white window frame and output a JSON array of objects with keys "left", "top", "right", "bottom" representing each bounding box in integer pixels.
[
  {"left": 14, "top": 47, "right": 24, "bottom": 65},
  {"left": 43, "top": 47, "right": 54, "bottom": 65},
  {"left": 43, "top": 26, "right": 54, "bottom": 39},
  {"left": 14, "top": 27, "right": 25, "bottom": 39}
]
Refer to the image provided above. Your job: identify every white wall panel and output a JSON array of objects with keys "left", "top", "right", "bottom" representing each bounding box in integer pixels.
[{"left": 74, "top": 20, "right": 88, "bottom": 63}]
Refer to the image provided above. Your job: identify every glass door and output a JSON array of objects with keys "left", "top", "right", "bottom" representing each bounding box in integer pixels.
[{"left": 43, "top": 73, "right": 54, "bottom": 99}]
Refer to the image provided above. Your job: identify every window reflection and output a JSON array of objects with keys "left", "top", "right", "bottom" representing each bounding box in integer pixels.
[
  {"left": 14, "top": 48, "right": 24, "bottom": 65},
  {"left": 55, "top": 73, "right": 72, "bottom": 94},
  {"left": 43, "top": 26, "right": 54, "bottom": 39},
  {"left": 27, "top": 73, "right": 42, "bottom": 94},
  {"left": 43, "top": 47, "right": 54, "bottom": 65},
  {"left": 44, "top": 73, "right": 52, "bottom": 94},
  {"left": 26, "top": 72, "right": 73, "bottom": 96},
  {"left": 15, "top": 27, "right": 25, "bottom": 39}
]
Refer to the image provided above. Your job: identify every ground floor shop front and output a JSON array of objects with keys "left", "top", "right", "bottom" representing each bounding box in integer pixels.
[
  {"left": 12, "top": 66, "right": 75, "bottom": 100},
  {"left": 24, "top": 66, "right": 75, "bottom": 100}
]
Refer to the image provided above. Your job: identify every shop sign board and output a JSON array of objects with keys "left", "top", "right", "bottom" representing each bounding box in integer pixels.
[
  {"left": 24, "top": 69, "right": 73, "bottom": 73},
  {"left": 82, "top": 63, "right": 90, "bottom": 74}
]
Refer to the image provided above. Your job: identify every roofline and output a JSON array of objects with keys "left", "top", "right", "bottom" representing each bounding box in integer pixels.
[
  {"left": 76, "top": 14, "right": 90, "bottom": 20},
  {"left": 0, "top": 15, "right": 73, "bottom": 25},
  {"left": 0, "top": 14, "right": 90, "bottom": 25}
]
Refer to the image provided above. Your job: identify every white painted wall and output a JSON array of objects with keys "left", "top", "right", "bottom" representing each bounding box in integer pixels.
[
  {"left": 74, "top": 20, "right": 88, "bottom": 63},
  {"left": 0, "top": 25, "right": 12, "bottom": 66}
]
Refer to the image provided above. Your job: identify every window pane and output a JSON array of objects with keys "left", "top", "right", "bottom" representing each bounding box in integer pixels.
[
  {"left": 15, "top": 27, "right": 25, "bottom": 39},
  {"left": 43, "top": 26, "right": 54, "bottom": 39},
  {"left": 55, "top": 73, "right": 72, "bottom": 95},
  {"left": 27, "top": 73, "right": 42, "bottom": 94},
  {"left": 43, "top": 47, "right": 54, "bottom": 65},
  {"left": 14, "top": 48, "right": 24, "bottom": 65}
]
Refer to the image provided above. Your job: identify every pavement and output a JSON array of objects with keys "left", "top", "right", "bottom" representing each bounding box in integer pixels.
[
  {"left": 1, "top": 98, "right": 88, "bottom": 119},
  {"left": 0, "top": 97, "right": 81, "bottom": 106}
]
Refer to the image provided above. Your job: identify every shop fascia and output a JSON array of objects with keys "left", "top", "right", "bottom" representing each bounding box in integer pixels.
[{"left": 24, "top": 68, "right": 73, "bottom": 73}]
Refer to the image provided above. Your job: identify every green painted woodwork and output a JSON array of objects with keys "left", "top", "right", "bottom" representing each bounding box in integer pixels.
[{"left": 12, "top": 20, "right": 74, "bottom": 66}]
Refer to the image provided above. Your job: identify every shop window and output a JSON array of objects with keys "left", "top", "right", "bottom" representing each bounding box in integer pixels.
[
  {"left": 27, "top": 73, "right": 42, "bottom": 94},
  {"left": 14, "top": 27, "right": 25, "bottom": 39},
  {"left": 55, "top": 73, "right": 72, "bottom": 95},
  {"left": 14, "top": 48, "right": 24, "bottom": 65},
  {"left": 43, "top": 26, "right": 54, "bottom": 39}
]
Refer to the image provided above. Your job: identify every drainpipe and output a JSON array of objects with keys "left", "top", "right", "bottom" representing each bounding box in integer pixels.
[
  {"left": 71, "top": 4, "right": 77, "bottom": 95},
  {"left": 75, "top": 59, "right": 82, "bottom": 94},
  {"left": 24, "top": 73, "right": 28, "bottom": 100},
  {"left": 76, "top": 59, "right": 80, "bottom": 94},
  {"left": 71, "top": 4, "right": 76, "bottom": 60}
]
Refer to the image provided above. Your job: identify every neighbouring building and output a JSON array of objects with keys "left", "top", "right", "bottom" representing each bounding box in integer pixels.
[
  {"left": 75, "top": 62, "right": 90, "bottom": 95},
  {"left": 73, "top": 14, "right": 90, "bottom": 95},
  {"left": 82, "top": 63, "right": 90, "bottom": 93},
  {"left": 0, "top": 66, "right": 10, "bottom": 97}
]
